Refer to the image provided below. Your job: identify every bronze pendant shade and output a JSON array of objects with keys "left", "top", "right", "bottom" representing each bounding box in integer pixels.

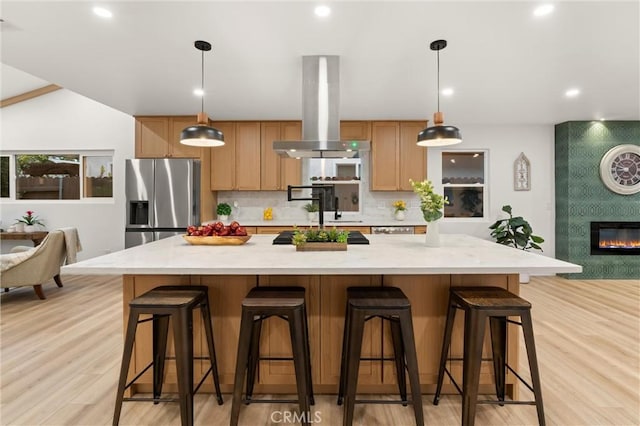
[
  {"left": 417, "top": 40, "right": 462, "bottom": 147},
  {"left": 180, "top": 40, "right": 224, "bottom": 147}
]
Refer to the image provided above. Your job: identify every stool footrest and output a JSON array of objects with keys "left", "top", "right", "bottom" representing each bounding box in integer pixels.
[
  {"left": 243, "top": 398, "right": 300, "bottom": 404},
  {"left": 478, "top": 399, "right": 537, "bottom": 405},
  {"left": 258, "top": 356, "right": 294, "bottom": 361},
  {"left": 355, "top": 399, "right": 411, "bottom": 405},
  {"left": 124, "top": 396, "right": 179, "bottom": 403}
]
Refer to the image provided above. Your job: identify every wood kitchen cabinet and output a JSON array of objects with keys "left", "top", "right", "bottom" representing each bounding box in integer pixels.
[
  {"left": 135, "top": 116, "right": 203, "bottom": 159},
  {"left": 370, "top": 121, "right": 427, "bottom": 191},
  {"left": 210, "top": 121, "right": 261, "bottom": 190},
  {"left": 340, "top": 120, "right": 371, "bottom": 141},
  {"left": 260, "top": 121, "right": 302, "bottom": 190}
]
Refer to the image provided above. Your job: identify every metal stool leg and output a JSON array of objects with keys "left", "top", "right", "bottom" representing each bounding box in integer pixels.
[
  {"left": 199, "top": 298, "right": 223, "bottom": 405},
  {"left": 521, "top": 311, "right": 546, "bottom": 426},
  {"left": 231, "top": 308, "right": 255, "bottom": 426},
  {"left": 172, "top": 309, "right": 194, "bottom": 426},
  {"left": 245, "top": 317, "right": 263, "bottom": 402},
  {"left": 398, "top": 309, "right": 424, "bottom": 426},
  {"left": 302, "top": 303, "right": 315, "bottom": 405},
  {"left": 389, "top": 317, "right": 408, "bottom": 405},
  {"left": 152, "top": 314, "right": 170, "bottom": 404},
  {"left": 489, "top": 316, "right": 507, "bottom": 404},
  {"left": 434, "top": 298, "right": 457, "bottom": 405},
  {"left": 462, "top": 309, "right": 486, "bottom": 426},
  {"left": 113, "top": 309, "right": 140, "bottom": 426},
  {"left": 337, "top": 301, "right": 352, "bottom": 405},
  {"left": 343, "top": 308, "right": 366, "bottom": 426},
  {"left": 289, "top": 307, "right": 311, "bottom": 426}
]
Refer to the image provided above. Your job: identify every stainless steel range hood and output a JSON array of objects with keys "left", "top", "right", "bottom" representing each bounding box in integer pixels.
[{"left": 273, "top": 56, "right": 370, "bottom": 159}]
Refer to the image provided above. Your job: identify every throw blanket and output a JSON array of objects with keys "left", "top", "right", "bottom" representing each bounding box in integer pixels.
[
  {"left": 60, "top": 227, "right": 83, "bottom": 264},
  {"left": 0, "top": 248, "right": 37, "bottom": 272}
]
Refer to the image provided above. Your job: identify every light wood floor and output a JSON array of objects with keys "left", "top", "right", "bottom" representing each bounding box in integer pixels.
[{"left": 1, "top": 275, "right": 638, "bottom": 425}]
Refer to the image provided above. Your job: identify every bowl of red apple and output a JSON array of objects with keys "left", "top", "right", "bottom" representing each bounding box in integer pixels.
[{"left": 183, "top": 221, "right": 251, "bottom": 245}]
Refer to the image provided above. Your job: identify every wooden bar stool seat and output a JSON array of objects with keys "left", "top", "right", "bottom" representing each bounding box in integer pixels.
[
  {"left": 433, "top": 286, "right": 545, "bottom": 426},
  {"left": 230, "top": 286, "right": 314, "bottom": 426},
  {"left": 113, "top": 285, "right": 223, "bottom": 426},
  {"left": 338, "top": 286, "right": 424, "bottom": 426}
]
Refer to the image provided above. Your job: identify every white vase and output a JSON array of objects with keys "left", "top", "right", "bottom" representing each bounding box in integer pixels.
[
  {"left": 307, "top": 212, "right": 318, "bottom": 222},
  {"left": 218, "top": 215, "right": 229, "bottom": 222},
  {"left": 14, "top": 223, "right": 25, "bottom": 232},
  {"left": 425, "top": 220, "right": 440, "bottom": 247},
  {"left": 394, "top": 210, "right": 405, "bottom": 221},
  {"left": 24, "top": 225, "right": 36, "bottom": 233}
]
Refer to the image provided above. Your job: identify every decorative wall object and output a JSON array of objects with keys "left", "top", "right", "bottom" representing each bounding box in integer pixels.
[
  {"left": 598, "top": 144, "right": 640, "bottom": 195},
  {"left": 514, "top": 152, "right": 530, "bottom": 191}
]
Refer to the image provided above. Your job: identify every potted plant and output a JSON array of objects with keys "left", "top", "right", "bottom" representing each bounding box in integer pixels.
[
  {"left": 488, "top": 205, "right": 544, "bottom": 283},
  {"left": 292, "top": 226, "right": 349, "bottom": 251},
  {"left": 16, "top": 210, "right": 44, "bottom": 232},
  {"left": 392, "top": 200, "right": 406, "bottom": 221},
  {"left": 303, "top": 203, "right": 319, "bottom": 221},
  {"left": 410, "top": 179, "right": 448, "bottom": 246},
  {"left": 216, "top": 203, "right": 232, "bottom": 222}
]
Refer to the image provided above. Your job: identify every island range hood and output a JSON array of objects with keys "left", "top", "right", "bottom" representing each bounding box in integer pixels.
[{"left": 273, "top": 55, "right": 370, "bottom": 159}]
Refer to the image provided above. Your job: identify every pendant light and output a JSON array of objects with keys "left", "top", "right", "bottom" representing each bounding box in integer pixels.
[
  {"left": 417, "top": 39, "right": 462, "bottom": 147},
  {"left": 180, "top": 40, "right": 224, "bottom": 147}
]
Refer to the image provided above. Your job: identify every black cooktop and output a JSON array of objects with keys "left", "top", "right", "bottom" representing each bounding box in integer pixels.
[{"left": 272, "top": 230, "right": 370, "bottom": 245}]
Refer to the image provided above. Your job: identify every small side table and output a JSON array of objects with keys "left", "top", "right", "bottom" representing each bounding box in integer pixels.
[{"left": 0, "top": 231, "right": 49, "bottom": 246}]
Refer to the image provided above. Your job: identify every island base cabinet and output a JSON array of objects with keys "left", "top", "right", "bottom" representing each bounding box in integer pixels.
[{"left": 121, "top": 273, "right": 519, "bottom": 398}]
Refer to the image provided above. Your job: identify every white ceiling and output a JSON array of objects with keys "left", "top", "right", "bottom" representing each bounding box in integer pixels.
[{"left": 1, "top": 1, "right": 638, "bottom": 125}]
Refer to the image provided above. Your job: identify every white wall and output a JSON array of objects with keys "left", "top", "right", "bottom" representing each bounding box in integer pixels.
[
  {"left": 427, "top": 124, "right": 555, "bottom": 257},
  {"left": 1, "top": 89, "right": 134, "bottom": 260}
]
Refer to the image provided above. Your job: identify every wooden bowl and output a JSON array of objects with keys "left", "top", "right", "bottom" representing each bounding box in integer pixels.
[{"left": 183, "top": 235, "right": 251, "bottom": 245}]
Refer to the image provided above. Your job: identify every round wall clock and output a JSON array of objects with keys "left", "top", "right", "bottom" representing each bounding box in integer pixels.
[{"left": 599, "top": 144, "right": 640, "bottom": 195}]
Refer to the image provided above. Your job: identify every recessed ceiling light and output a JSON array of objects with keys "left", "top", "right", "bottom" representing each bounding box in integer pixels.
[
  {"left": 565, "top": 88, "right": 580, "bottom": 98},
  {"left": 473, "top": 153, "right": 480, "bottom": 158},
  {"left": 93, "top": 6, "right": 113, "bottom": 18},
  {"left": 533, "top": 4, "right": 554, "bottom": 17},
  {"left": 450, "top": 159, "right": 456, "bottom": 164},
  {"left": 314, "top": 5, "right": 331, "bottom": 17},
  {"left": 193, "top": 88, "right": 204, "bottom": 97},
  {"left": 441, "top": 88, "right": 454, "bottom": 96}
]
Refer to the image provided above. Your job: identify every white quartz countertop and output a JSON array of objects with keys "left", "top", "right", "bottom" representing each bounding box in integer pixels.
[{"left": 62, "top": 234, "right": 582, "bottom": 276}]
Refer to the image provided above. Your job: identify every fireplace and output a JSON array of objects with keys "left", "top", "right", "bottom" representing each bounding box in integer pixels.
[{"left": 590, "top": 222, "right": 640, "bottom": 255}]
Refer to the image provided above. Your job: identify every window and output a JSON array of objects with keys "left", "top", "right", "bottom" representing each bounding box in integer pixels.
[
  {"left": 442, "top": 151, "right": 487, "bottom": 218},
  {"left": 0, "top": 152, "right": 114, "bottom": 201},
  {"left": 1, "top": 156, "right": 9, "bottom": 198},
  {"left": 84, "top": 156, "right": 113, "bottom": 197}
]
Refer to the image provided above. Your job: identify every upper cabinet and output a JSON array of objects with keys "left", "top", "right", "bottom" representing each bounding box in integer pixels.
[
  {"left": 340, "top": 121, "right": 371, "bottom": 141},
  {"left": 135, "top": 116, "right": 203, "bottom": 159},
  {"left": 260, "top": 121, "right": 302, "bottom": 190},
  {"left": 370, "top": 121, "right": 427, "bottom": 191},
  {"left": 210, "top": 121, "right": 261, "bottom": 191}
]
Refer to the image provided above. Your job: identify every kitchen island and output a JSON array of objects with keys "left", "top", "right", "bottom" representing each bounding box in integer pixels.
[{"left": 62, "top": 234, "right": 581, "bottom": 397}]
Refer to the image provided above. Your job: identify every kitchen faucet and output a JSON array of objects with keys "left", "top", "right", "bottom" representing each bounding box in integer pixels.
[
  {"left": 287, "top": 185, "right": 338, "bottom": 229},
  {"left": 334, "top": 196, "right": 342, "bottom": 220}
]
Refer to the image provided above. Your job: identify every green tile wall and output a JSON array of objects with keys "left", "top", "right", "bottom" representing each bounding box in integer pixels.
[{"left": 555, "top": 121, "right": 640, "bottom": 279}]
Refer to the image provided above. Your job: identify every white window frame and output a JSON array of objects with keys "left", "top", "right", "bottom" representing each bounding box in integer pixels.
[
  {"left": 0, "top": 150, "right": 115, "bottom": 204},
  {"left": 441, "top": 149, "right": 489, "bottom": 221}
]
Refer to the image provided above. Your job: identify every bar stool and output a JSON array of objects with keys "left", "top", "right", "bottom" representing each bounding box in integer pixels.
[
  {"left": 230, "top": 286, "right": 314, "bottom": 426},
  {"left": 338, "top": 286, "right": 424, "bottom": 426},
  {"left": 113, "top": 285, "right": 223, "bottom": 426},
  {"left": 433, "top": 286, "right": 545, "bottom": 426}
]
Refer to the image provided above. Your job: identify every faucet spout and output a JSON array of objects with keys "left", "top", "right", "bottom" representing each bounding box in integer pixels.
[
  {"left": 334, "top": 196, "right": 342, "bottom": 220},
  {"left": 287, "top": 185, "right": 334, "bottom": 229}
]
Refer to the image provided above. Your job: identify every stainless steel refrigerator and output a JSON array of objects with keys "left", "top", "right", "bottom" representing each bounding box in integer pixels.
[{"left": 125, "top": 159, "right": 200, "bottom": 248}]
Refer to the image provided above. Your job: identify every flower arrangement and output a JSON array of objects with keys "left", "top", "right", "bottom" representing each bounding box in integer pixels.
[
  {"left": 291, "top": 226, "right": 349, "bottom": 246},
  {"left": 303, "top": 203, "right": 319, "bottom": 213},
  {"left": 392, "top": 200, "right": 406, "bottom": 213},
  {"left": 16, "top": 210, "right": 44, "bottom": 226},
  {"left": 410, "top": 179, "right": 448, "bottom": 222},
  {"left": 216, "top": 203, "right": 232, "bottom": 216}
]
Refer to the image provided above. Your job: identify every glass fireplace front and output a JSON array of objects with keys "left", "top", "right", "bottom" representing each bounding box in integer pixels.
[{"left": 590, "top": 222, "right": 640, "bottom": 255}]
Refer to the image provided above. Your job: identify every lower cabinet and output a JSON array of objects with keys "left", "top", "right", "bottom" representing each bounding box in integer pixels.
[{"left": 122, "top": 273, "right": 519, "bottom": 395}]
